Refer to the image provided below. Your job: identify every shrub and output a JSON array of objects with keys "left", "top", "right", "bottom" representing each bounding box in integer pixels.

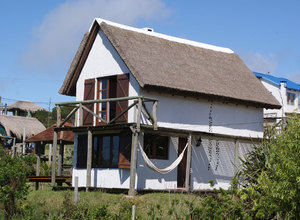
[{"left": 0, "top": 148, "right": 35, "bottom": 219}]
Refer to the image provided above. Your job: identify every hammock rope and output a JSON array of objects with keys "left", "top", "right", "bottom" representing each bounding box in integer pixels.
[{"left": 139, "top": 142, "right": 188, "bottom": 174}]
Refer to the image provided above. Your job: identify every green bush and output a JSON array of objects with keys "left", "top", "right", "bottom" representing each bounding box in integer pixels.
[{"left": 0, "top": 148, "right": 35, "bottom": 219}]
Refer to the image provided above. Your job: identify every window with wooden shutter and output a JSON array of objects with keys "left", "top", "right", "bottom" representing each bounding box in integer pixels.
[
  {"left": 76, "top": 134, "right": 88, "bottom": 168},
  {"left": 116, "top": 74, "right": 129, "bottom": 123},
  {"left": 118, "top": 130, "right": 132, "bottom": 168},
  {"left": 83, "top": 79, "right": 95, "bottom": 126}
]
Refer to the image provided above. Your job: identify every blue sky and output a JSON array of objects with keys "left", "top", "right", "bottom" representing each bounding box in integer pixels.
[{"left": 0, "top": 0, "right": 299, "bottom": 110}]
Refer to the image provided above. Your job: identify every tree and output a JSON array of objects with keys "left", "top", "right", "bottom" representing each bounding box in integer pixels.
[
  {"left": 34, "top": 105, "right": 75, "bottom": 128},
  {"left": 238, "top": 116, "right": 300, "bottom": 219},
  {"left": 0, "top": 148, "right": 35, "bottom": 219}
]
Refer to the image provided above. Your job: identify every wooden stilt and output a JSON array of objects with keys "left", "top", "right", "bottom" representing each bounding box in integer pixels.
[
  {"left": 86, "top": 129, "right": 92, "bottom": 191},
  {"left": 51, "top": 131, "right": 58, "bottom": 187},
  {"left": 51, "top": 105, "right": 61, "bottom": 187},
  {"left": 35, "top": 143, "right": 41, "bottom": 190},
  {"left": 185, "top": 133, "right": 192, "bottom": 191},
  {"left": 128, "top": 98, "right": 142, "bottom": 197},
  {"left": 58, "top": 140, "right": 64, "bottom": 176}
]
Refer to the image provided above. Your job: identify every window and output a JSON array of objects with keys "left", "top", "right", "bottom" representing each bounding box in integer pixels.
[
  {"left": 287, "top": 92, "right": 295, "bottom": 105},
  {"left": 144, "top": 134, "right": 169, "bottom": 160},
  {"left": 96, "top": 77, "right": 117, "bottom": 124},
  {"left": 76, "top": 134, "right": 88, "bottom": 168},
  {"left": 92, "top": 134, "right": 119, "bottom": 168}
]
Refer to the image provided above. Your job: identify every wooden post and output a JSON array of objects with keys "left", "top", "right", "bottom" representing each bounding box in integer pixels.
[
  {"left": 22, "top": 127, "right": 26, "bottom": 154},
  {"left": 74, "top": 176, "right": 79, "bottom": 203},
  {"left": 234, "top": 139, "right": 239, "bottom": 176},
  {"left": 128, "top": 98, "right": 142, "bottom": 197},
  {"left": 132, "top": 205, "right": 136, "bottom": 220},
  {"left": 12, "top": 138, "right": 16, "bottom": 156},
  {"left": 79, "top": 103, "right": 83, "bottom": 126},
  {"left": 51, "top": 105, "right": 61, "bottom": 187},
  {"left": 36, "top": 143, "right": 41, "bottom": 190},
  {"left": 185, "top": 133, "right": 192, "bottom": 191},
  {"left": 58, "top": 140, "right": 64, "bottom": 176},
  {"left": 152, "top": 100, "right": 158, "bottom": 130},
  {"left": 51, "top": 132, "right": 58, "bottom": 187},
  {"left": 4, "top": 103, "right": 7, "bottom": 115},
  {"left": 86, "top": 129, "right": 92, "bottom": 191},
  {"left": 48, "top": 144, "right": 52, "bottom": 163}
]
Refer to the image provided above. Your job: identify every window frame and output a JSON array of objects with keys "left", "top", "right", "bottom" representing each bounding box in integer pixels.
[
  {"left": 287, "top": 92, "right": 295, "bottom": 105},
  {"left": 92, "top": 134, "right": 120, "bottom": 168},
  {"left": 143, "top": 133, "right": 169, "bottom": 160}
]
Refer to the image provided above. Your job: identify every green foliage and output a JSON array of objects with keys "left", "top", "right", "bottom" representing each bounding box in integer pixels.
[
  {"left": 33, "top": 106, "right": 75, "bottom": 128},
  {"left": 0, "top": 148, "right": 35, "bottom": 219},
  {"left": 237, "top": 116, "right": 300, "bottom": 219}
]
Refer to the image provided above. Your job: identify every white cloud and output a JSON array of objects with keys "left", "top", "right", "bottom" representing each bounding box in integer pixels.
[
  {"left": 22, "top": 0, "right": 169, "bottom": 71},
  {"left": 238, "top": 51, "right": 277, "bottom": 74}
]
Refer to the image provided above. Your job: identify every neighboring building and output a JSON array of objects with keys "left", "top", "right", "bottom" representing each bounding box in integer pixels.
[
  {"left": 7, "top": 100, "right": 46, "bottom": 117},
  {"left": 0, "top": 100, "right": 46, "bottom": 151},
  {"left": 254, "top": 72, "right": 300, "bottom": 127},
  {"left": 0, "top": 115, "right": 46, "bottom": 148},
  {"left": 56, "top": 18, "right": 280, "bottom": 193}
]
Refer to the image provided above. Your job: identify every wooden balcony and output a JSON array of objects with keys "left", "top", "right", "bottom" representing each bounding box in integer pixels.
[{"left": 55, "top": 96, "right": 158, "bottom": 129}]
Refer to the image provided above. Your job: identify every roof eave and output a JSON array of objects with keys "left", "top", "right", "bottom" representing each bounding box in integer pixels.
[{"left": 143, "top": 84, "right": 282, "bottom": 109}]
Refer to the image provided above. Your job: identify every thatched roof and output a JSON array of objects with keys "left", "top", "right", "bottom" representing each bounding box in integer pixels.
[
  {"left": 59, "top": 19, "right": 280, "bottom": 109},
  {"left": 0, "top": 115, "right": 46, "bottom": 140},
  {"left": 7, "top": 100, "right": 46, "bottom": 113},
  {"left": 26, "top": 122, "right": 74, "bottom": 144}
]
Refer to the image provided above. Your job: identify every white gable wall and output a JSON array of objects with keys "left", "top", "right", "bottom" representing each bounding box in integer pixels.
[{"left": 75, "top": 29, "right": 140, "bottom": 125}]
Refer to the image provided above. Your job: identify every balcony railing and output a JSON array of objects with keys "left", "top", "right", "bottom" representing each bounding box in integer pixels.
[{"left": 55, "top": 96, "right": 158, "bottom": 130}]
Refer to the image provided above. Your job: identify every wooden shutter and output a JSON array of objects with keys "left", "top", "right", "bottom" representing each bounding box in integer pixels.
[
  {"left": 118, "top": 130, "right": 132, "bottom": 169},
  {"left": 76, "top": 134, "right": 88, "bottom": 168},
  {"left": 116, "top": 74, "right": 129, "bottom": 123},
  {"left": 83, "top": 79, "right": 95, "bottom": 126}
]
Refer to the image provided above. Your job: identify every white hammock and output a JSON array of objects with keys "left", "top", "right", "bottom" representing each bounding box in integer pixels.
[{"left": 139, "top": 143, "right": 188, "bottom": 174}]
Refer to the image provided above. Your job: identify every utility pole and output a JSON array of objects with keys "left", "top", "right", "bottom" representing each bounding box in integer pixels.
[{"left": 47, "top": 97, "right": 51, "bottom": 127}]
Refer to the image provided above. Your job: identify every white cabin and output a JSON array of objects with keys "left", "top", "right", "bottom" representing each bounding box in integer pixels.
[{"left": 56, "top": 18, "right": 280, "bottom": 194}]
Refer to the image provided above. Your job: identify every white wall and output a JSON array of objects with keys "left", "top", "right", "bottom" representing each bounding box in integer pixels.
[
  {"left": 259, "top": 79, "right": 300, "bottom": 117},
  {"left": 72, "top": 132, "right": 256, "bottom": 190},
  {"left": 141, "top": 91, "right": 264, "bottom": 138}
]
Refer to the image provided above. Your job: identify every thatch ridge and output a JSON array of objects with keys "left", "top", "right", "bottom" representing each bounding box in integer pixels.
[
  {"left": 7, "top": 100, "right": 46, "bottom": 113},
  {"left": 0, "top": 115, "right": 46, "bottom": 140}
]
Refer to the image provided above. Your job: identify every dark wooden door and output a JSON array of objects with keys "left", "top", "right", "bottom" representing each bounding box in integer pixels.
[
  {"left": 177, "top": 137, "right": 187, "bottom": 188},
  {"left": 83, "top": 79, "right": 95, "bottom": 126},
  {"left": 116, "top": 74, "right": 129, "bottom": 123}
]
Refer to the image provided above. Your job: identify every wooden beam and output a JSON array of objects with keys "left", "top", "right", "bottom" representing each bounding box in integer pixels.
[
  {"left": 152, "top": 100, "right": 158, "bottom": 130},
  {"left": 57, "top": 140, "right": 64, "bottom": 176},
  {"left": 185, "top": 133, "right": 192, "bottom": 191},
  {"left": 136, "top": 98, "right": 142, "bottom": 132},
  {"left": 59, "top": 106, "right": 79, "bottom": 128},
  {"left": 128, "top": 98, "right": 142, "bottom": 197},
  {"left": 55, "top": 96, "right": 158, "bottom": 106},
  {"left": 35, "top": 143, "right": 41, "bottom": 190},
  {"left": 86, "top": 129, "right": 92, "bottom": 191},
  {"left": 108, "top": 101, "right": 138, "bottom": 124},
  {"left": 51, "top": 131, "right": 58, "bottom": 187},
  {"left": 22, "top": 127, "right": 26, "bottom": 154},
  {"left": 78, "top": 104, "right": 83, "bottom": 126},
  {"left": 141, "top": 102, "right": 154, "bottom": 124},
  {"left": 81, "top": 105, "right": 107, "bottom": 124}
]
